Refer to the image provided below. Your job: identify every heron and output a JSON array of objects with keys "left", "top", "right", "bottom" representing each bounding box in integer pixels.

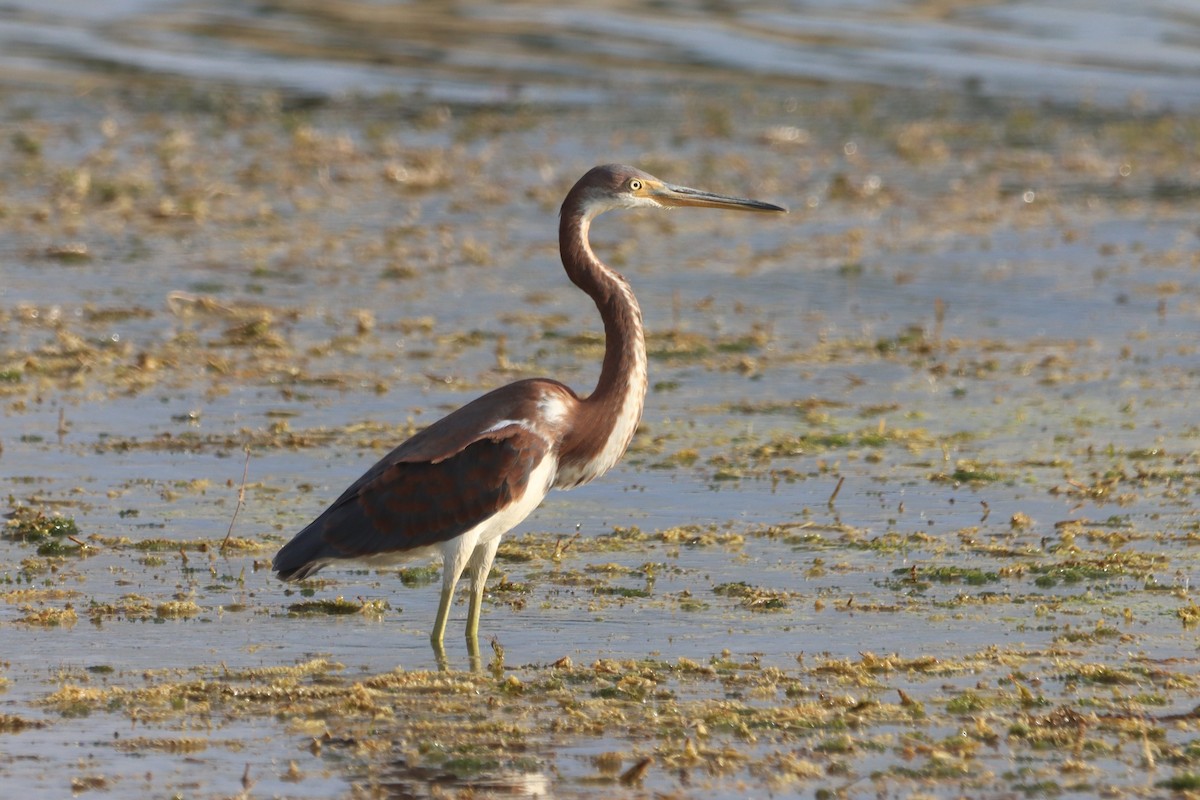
[{"left": 272, "top": 164, "right": 785, "bottom": 657}]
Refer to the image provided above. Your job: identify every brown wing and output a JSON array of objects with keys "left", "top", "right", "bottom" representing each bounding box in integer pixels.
[
  {"left": 273, "top": 379, "right": 575, "bottom": 580},
  {"left": 330, "top": 424, "right": 548, "bottom": 554}
]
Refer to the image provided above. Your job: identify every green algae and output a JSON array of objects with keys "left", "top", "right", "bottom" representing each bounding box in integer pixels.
[
  {"left": 286, "top": 597, "right": 391, "bottom": 617},
  {"left": 3, "top": 506, "right": 80, "bottom": 542}
]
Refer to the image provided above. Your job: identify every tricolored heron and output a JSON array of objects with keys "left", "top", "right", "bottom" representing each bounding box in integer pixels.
[{"left": 273, "top": 164, "right": 785, "bottom": 656}]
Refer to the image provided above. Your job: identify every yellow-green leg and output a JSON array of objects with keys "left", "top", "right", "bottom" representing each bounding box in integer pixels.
[
  {"left": 431, "top": 543, "right": 471, "bottom": 652},
  {"left": 465, "top": 538, "right": 500, "bottom": 643},
  {"left": 429, "top": 537, "right": 498, "bottom": 666},
  {"left": 430, "top": 579, "right": 456, "bottom": 648}
]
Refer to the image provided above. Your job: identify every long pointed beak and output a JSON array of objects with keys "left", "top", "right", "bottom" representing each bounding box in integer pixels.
[{"left": 651, "top": 181, "right": 787, "bottom": 213}]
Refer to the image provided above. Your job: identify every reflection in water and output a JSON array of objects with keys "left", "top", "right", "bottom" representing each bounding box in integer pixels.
[
  {"left": 365, "top": 754, "right": 550, "bottom": 799},
  {"left": 379, "top": 762, "right": 549, "bottom": 800}
]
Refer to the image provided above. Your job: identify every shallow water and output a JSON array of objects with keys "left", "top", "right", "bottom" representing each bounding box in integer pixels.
[
  {"left": 3, "top": 0, "right": 1200, "bottom": 109},
  {"left": 2, "top": 4, "right": 1200, "bottom": 799}
]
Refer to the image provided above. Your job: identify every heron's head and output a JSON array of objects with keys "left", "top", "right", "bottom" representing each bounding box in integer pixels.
[{"left": 569, "top": 163, "right": 787, "bottom": 220}]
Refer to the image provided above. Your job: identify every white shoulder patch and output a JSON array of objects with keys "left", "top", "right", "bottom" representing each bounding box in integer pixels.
[
  {"left": 480, "top": 419, "right": 527, "bottom": 435},
  {"left": 537, "top": 393, "right": 569, "bottom": 427}
]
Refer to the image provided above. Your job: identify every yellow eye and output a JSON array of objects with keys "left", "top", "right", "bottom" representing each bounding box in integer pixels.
[{"left": 628, "top": 178, "right": 643, "bottom": 192}]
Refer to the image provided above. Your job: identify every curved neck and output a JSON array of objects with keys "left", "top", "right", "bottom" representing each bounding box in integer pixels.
[{"left": 556, "top": 205, "right": 648, "bottom": 485}]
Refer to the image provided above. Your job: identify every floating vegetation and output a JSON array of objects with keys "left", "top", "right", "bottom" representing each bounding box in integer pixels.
[
  {"left": 156, "top": 600, "right": 203, "bottom": 619},
  {"left": 931, "top": 461, "right": 1008, "bottom": 484},
  {"left": 16, "top": 604, "right": 77, "bottom": 627},
  {"left": 3, "top": 504, "right": 86, "bottom": 557},
  {"left": 891, "top": 565, "right": 1001, "bottom": 586},
  {"left": 286, "top": 597, "right": 391, "bottom": 617},
  {"left": 3, "top": 505, "right": 80, "bottom": 542},
  {"left": 395, "top": 565, "right": 440, "bottom": 588},
  {"left": 113, "top": 737, "right": 210, "bottom": 754},
  {"left": 27, "top": 639, "right": 1198, "bottom": 797},
  {"left": 117, "top": 535, "right": 270, "bottom": 553},
  {"left": 591, "top": 585, "right": 652, "bottom": 599},
  {"left": 712, "top": 581, "right": 790, "bottom": 610},
  {"left": 0, "top": 714, "right": 45, "bottom": 733}
]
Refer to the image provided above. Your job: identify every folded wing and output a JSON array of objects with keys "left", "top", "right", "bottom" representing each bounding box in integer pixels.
[{"left": 273, "top": 422, "right": 551, "bottom": 579}]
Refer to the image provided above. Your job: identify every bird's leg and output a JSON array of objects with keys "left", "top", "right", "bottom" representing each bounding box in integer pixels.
[
  {"left": 431, "top": 542, "right": 473, "bottom": 649},
  {"left": 430, "top": 581, "right": 455, "bottom": 650},
  {"left": 464, "top": 538, "right": 501, "bottom": 643}
]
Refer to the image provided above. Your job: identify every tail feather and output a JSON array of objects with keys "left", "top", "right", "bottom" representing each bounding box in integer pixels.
[
  {"left": 272, "top": 522, "right": 335, "bottom": 582},
  {"left": 274, "top": 559, "right": 325, "bottom": 582}
]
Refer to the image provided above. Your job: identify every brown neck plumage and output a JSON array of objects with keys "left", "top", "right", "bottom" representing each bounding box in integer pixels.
[{"left": 555, "top": 198, "right": 648, "bottom": 485}]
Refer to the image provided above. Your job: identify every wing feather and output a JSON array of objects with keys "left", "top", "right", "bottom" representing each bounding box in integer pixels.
[
  {"left": 273, "top": 422, "right": 551, "bottom": 577},
  {"left": 334, "top": 424, "right": 549, "bottom": 554},
  {"left": 273, "top": 380, "right": 576, "bottom": 579}
]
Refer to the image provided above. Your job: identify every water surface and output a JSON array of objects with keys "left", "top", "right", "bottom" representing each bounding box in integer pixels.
[{"left": 2, "top": 4, "right": 1200, "bottom": 798}]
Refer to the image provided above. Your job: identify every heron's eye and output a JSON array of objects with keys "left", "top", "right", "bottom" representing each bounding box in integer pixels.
[{"left": 628, "top": 178, "right": 643, "bottom": 192}]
